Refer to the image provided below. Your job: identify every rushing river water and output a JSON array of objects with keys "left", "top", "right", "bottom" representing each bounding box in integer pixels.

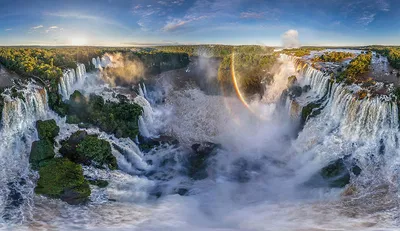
[{"left": 1, "top": 54, "right": 400, "bottom": 230}]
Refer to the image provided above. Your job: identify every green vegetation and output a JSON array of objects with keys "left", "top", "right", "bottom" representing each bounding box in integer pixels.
[
  {"left": 77, "top": 135, "right": 117, "bottom": 169},
  {"left": 35, "top": 158, "right": 91, "bottom": 205},
  {"left": 280, "top": 47, "right": 326, "bottom": 57},
  {"left": 36, "top": 119, "right": 59, "bottom": 142},
  {"left": 337, "top": 52, "right": 372, "bottom": 84},
  {"left": 60, "top": 130, "right": 117, "bottom": 170},
  {"left": 312, "top": 51, "right": 354, "bottom": 62},
  {"left": 29, "top": 140, "right": 55, "bottom": 170},
  {"left": 66, "top": 91, "right": 142, "bottom": 140},
  {"left": 155, "top": 45, "right": 274, "bottom": 57}
]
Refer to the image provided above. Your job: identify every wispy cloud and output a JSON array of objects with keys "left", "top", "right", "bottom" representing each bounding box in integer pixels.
[
  {"left": 240, "top": 12, "right": 264, "bottom": 19},
  {"left": 163, "top": 16, "right": 207, "bottom": 32},
  {"left": 45, "top": 25, "right": 59, "bottom": 33},
  {"left": 44, "top": 12, "right": 131, "bottom": 31},
  {"left": 357, "top": 12, "right": 376, "bottom": 25},
  {"left": 31, "top": 25, "right": 43, "bottom": 30},
  {"left": 5, "top": 28, "right": 12, "bottom": 31}
]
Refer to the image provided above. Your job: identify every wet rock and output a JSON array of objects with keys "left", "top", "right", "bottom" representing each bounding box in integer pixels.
[
  {"left": 187, "top": 142, "right": 221, "bottom": 180},
  {"left": 302, "top": 85, "right": 311, "bottom": 93},
  {"left": 289, "top": 85, "right": 303, "bottom": 98},
  {"left": 2, "top": 180, "right": 26, "bottom": 221},
  {"left": 29, "top": 140, "right": 55, "bottom": 170},
  {"left": 35, "top": 158, "right": 91, "bottom": 205},
  {"left": 88, "top": 179, "right": 109, "bottom": 188},
  {"left": 287, "top": 75, "right": 297, "bottom": 88},
  {"left": 320, "top": 159, "right": 361, "bottom": 188},
  {"left": 175, "top": 188, "right": 189, "bottom": 196},
  {"left": 61, "top": 132, "right": 117, "bottom": 170}
]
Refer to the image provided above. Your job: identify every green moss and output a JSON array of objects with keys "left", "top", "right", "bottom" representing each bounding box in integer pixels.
[
  {"left": 301, "top": 102, "right": 322, "bottom": 124},
  {"left": 35, "top": 158, "right": 91, "bottom": 205},
  {"left": 88, "top": 179, "right": 109, "bottom": 188},
  {"left": 66, "top": 92, "right": 142, "bottom": 140},
  {"left": 47, "top": 91, "right": 69, "bottom": 117},
  {"left": 29, "top": 140, "right": 55, "bottom": 170},
  {"left": 36, "top": 119, "right": 60, "bottom": 142},
  {"left": 76, "top": 135, "right": 117, "bottom": 170}
]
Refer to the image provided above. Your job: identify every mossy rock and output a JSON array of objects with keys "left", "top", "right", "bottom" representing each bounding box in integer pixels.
[
  {"left": 36, "top": 119, "right": 60, "bottom": 142},
  {"left": 76, "top": 135, "right": 117, "bottom": 170},
  {"left": 29, "top": 140, "right": 55, "bottom": 170},
  {"left": 88, "top": 179, "right": 109, "bottom": 188},
  {"left": 60, "top": 130, "right": 88, "bottom": 159},
  {"left": 35, "top": 158, "right": 91, "bottom": 205}
]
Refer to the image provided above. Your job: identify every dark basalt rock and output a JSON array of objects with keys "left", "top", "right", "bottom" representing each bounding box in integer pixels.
[
  {"left": 88, "top": 179, "right": 109, "bottom": 188},
  {"left": 187, "top": 142, "right": 221, "bottom": 180},
  {"left": 320, "top": 158, "right": 362, "bottom": 188}
]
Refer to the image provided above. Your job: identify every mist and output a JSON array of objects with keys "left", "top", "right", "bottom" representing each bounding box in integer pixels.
[
  {"left": 100, "top": 53, "right": 145, "bottom": 86},
  {"left": 281, "top": 29, "right": 300, "bottom": 48}
]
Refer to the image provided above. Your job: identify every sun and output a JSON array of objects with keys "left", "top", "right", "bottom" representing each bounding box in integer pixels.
[{"left": 70, "top": 37, "right": 88, "bottom": 46}]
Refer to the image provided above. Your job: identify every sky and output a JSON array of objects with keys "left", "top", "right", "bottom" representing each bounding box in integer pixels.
[{"left": 0, "top": 0, "right": 399, "bottom": 46}]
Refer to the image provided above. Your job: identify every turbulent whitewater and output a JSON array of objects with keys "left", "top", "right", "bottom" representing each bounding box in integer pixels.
[{"left": 1, "top": 54, "right": 400, "bottom": 230}]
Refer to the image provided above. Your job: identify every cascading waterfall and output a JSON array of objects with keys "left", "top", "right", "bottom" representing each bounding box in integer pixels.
[
  {"left": 58, "top": 63, "right": 87, "bottom": 100},
  {"left": 0, "top": 83, "right": 48, "bottom": 222}
]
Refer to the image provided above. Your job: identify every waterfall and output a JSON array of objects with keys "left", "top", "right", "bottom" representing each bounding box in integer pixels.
[
  {"left": 134, "top": 95, "right": 155, "bottom": 138},
  {"left": 58, "top": 63, "right": 87, "bottom": 100},
  {"left": 0, "top": 83, "right": 49, "bottom": 222}
]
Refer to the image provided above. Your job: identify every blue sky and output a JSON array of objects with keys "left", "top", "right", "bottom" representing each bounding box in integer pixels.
[{"left": 0, "top": 0, "right": 399, "bottom": 46}]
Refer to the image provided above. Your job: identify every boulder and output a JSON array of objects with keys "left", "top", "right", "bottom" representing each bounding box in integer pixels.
[
  {"left": 320, "top": 158, "right": 361, "bottom": 188},
  {"left": 35, "top": 158, "right": 91, "bottom": 205},
  {"left": 76, "top": 135, "right": 117, "bottom": 170},
  {"left": 36, "top": 119, "right": 59, "bottom": 142},
  {"left": 187, "top": 142, "right": 221, "bottom": 180},
  {"left": 88, "top": 179, "right": 109, "bottom": 188},
  {"left": 29, "top": 140, "right": 55, "bottom": 170}
]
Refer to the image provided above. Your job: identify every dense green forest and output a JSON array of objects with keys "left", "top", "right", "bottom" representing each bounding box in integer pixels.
[
  {"left": 155, "top": 45, "right": 274, "bottom": 57},
  {"left": 337, "top": 52, "right": 372, "bottom": 84},
  {"left": 312, "top": 51, "right": 354, "bottom": 62},
  {"left": 280, "top": 47, "right": 326, "bottom": 57}
]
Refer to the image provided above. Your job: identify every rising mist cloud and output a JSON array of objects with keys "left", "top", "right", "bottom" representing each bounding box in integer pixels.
[
  {"left": 100, "top": 53, "right": 145, "bottom": 87},
  {"left": 281, "top": 29, "right": 300, "bottom": 48}
]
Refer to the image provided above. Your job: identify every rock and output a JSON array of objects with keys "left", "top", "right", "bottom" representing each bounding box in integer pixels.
[
  {"left": 287, "top": 75, "right": 297, "bottom": 88},
  {"left": 76, "top": 135, "right": 117, "bottom": 170},
  {"left": 187, "top": 142, "right": 220, "bottom": 180},
  {"left": 35, "top": 158, "right": 91, "bottom": 205},
  {"left": 88, "top": 179, "right": 109, "bottom": 188},
  {"left": 29, "top": 140, "right": 55, "bottom": 170},
  {"left": 36, "top": 119, "right": 59, "bottom": 142},
  {"left": 2, "top": 180, "right": 26, "bottom": 221},
  {"left": 59, "top": 130, "right": 88, "bottom": 161},
  {"left": 320, "top": 159, "right": 361, "bottom": 188},
  {"left": 302, "top": 85, "right": 311, "bottom": 93},
  {"left": 289, "top": 85, "right": 302, "bottom": 98}
]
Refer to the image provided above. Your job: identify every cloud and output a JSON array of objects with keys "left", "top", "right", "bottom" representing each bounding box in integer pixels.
[
  {"left": 5, "top": 28, "right": 12, "bottom": 31},
  {"left": 162, "top": 16, "right": 207, "bottom": 32},
  {"left": 357, "top": 12, "right": 376, "bottom": 25},
  {"left": 31, "top": 25, "right": 43, "bottom": 30},
  {"left": 45, "top": 12, "right": 131, "bottom": 31},
  {"left": 281, "top": 29, "right": 300, "bottom": 48},
  {"left": 240, "top": 12, "right": 264, "bottom": 19},
  {"left": 45, "top": 25, "right": 59, "bottom": 33}
]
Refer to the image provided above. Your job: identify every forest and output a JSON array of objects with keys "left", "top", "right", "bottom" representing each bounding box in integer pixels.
[
  {"left": 337, "top": 52, "right": 372, "bottom": 84},
  {"left": 312, "top": 51, "right": 354, "bottom": 62}
]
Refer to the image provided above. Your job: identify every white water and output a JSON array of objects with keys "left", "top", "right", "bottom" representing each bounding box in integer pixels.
[
  {"left": 1, "top": 55, "right": 400, "bottom": 230},
  {"left": 58, "top": 63, "right": 87, "bottom": 100}
]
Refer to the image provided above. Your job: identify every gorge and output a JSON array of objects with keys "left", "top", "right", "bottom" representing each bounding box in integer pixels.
[{"left": 0, "top": 47, "right": 400, "bottom": 230}]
